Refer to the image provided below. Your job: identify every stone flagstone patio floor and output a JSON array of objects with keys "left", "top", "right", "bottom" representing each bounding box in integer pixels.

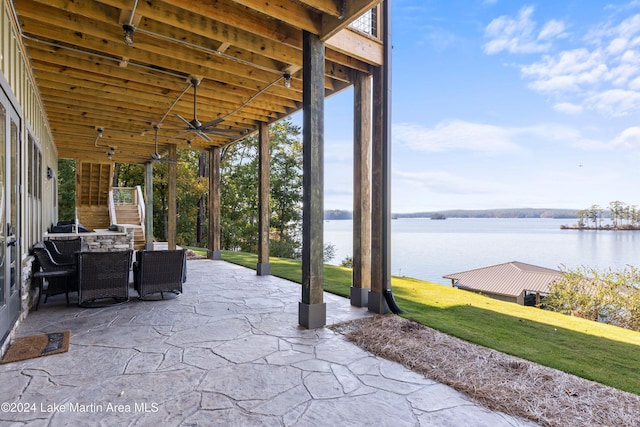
[{"left": 0, "top": 259, "right": 538, "bottom": 426}]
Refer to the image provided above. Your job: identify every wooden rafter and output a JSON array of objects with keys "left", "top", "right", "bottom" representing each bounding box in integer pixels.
[{"left": 11, "top": 0, "right": 383, "bottom": 164}]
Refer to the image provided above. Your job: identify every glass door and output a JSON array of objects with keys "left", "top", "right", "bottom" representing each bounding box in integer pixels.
[{"left": 0, "top": 88, "right": 20, "bottom": 341}]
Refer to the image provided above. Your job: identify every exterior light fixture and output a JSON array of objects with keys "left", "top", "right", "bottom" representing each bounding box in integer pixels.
[
  {"left": 186, "top": 139, "right": 192, "bottom": 147},
  {"left": 123, "top": 24, "right": 135, "bottom": 46},
  {"left": 94, "top": 127, "right": 104, "bottom": 147},
  {"left": 283, "top": 72, "right": 291, "bottom": 89}
]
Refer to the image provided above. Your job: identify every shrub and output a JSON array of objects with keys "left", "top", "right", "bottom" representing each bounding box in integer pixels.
[{"left": 546, "top": 265, "right": 640, "bottom": 331}]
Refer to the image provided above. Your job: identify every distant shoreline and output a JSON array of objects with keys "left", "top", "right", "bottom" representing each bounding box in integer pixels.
[
  {"left": 324, "top": 208, "right": 578, "bottom": 221},
  {"left": 560, "top": 225, "right": 640, "bottom": 231}
]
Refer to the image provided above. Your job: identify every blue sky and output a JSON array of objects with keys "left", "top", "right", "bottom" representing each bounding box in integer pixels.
[{"left": 298, "top": 1, "right": 640, "bottom": 213}]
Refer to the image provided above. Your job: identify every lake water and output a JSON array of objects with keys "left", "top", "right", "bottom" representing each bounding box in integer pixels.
[{"left": 323, "top": 218, "right": 640, "bottom": 285}]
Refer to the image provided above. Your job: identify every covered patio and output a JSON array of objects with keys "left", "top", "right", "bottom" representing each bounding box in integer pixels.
[
  {"left": 1, "top": 0, "right": 397, "bottom": 344},
  {"left": 0, "top": 259, "right": 535, "bottom": 426}
]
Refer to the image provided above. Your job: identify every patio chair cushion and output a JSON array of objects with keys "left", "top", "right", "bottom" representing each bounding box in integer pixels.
[{"left": 133, "top": 249, "right": 186, "bottom": 299}]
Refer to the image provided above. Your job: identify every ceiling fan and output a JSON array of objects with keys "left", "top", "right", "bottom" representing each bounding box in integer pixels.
[
  {"left": 173, "top": 77, "right": 248, "bottom": 142},
  {"left": 150, "top": 124, "right": 177, "bottom": 163}
]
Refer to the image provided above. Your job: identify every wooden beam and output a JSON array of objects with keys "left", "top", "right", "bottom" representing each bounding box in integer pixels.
[
  {"left": 16, "top": 11, "right": 285, "bottom": 88},
  {"left": 351, "top": 71, "right": 372, "bottom": 307},
  {"left": 145, "top": 162, "right": 154, "bottom": 248},
  {"left": 207, "top": 147, "right": 221, "bottom": 259},
  {"left": 257, "top": 122, "right": 271, "bottom": 276},
  {"left": 296, "top": 0, "right": 343, "bottom": 17},
  {"left": 168, "top": 144, "right": 177, "bottom": 249},
  {"left": 369, "top": 65, "right": 385, "bottom": 313},
  {"left": 92, "top": 0, "right": 303, "bottom": 66},
  {"left": 326, "top": 28, "right": 383, "bottom": 66},
  {"left": 228, "top": 0, "right": 321, "bottom": 34},
  {"left": 300, "top": 31, "right": 326, "bottom": 329}
]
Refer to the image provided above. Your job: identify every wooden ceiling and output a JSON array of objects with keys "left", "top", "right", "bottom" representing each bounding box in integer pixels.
[{"left": 12, "top": 0, "right": 383, "bottom": 164}]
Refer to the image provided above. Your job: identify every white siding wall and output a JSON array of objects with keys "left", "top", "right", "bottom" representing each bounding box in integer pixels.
[{"left": 1, "top": 0, "right": 57, "bottom": 255}]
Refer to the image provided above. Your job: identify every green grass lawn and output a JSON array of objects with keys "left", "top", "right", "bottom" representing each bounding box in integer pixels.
[{"left": 190, "top": 248, "right": 640, "bottom": 395}]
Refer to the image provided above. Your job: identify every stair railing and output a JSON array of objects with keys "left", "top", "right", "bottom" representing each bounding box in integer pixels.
[
  {"left": 108, "top": 189, "right": 117, "bottom": 225},
  {"left": 136, "top": 185, "right": 146, "bottom": 243},
  {"left": 109, "top": 187, "right": 144, "bottom": 234}
]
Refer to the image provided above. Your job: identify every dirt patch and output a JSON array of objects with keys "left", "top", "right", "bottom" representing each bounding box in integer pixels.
[{"left": 331, "top": 315, "right": 640, "bottom": 427}]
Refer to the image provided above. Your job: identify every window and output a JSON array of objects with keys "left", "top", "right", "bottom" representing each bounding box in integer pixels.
[{"left": 27, "top": 133, "right": 42, "bottom": 245}]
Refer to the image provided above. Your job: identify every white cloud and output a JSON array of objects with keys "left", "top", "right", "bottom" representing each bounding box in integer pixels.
[
  {"left": 521, "top": 49, "right": 608, "bottom": 93},
  {"left": 393, "top": 121, "right": 595, "bottom": 154},
  {"left": 538, "top": 20, "right": 567, "bottom": 40},
  {"left": 571, "top": 138, "right": 611, "bottom": 151},
  {"left": 611, "top": 126, "right": 640, "bottom": 149},
  {"left": 394, "top": 170, "right": 499, "bottom": 195},
  {"left": 393, "top": 121, "right": 521, "bottom": 153},
  {"left": 574, "top": 125, "right": 640, "bottom": 151},
  {"left": 583, "top": 89, "right": 640, "bottom": 116},
  {"left": 483, "top": 6, "right": 565, "bottom": 54},
  {"left": 516, "top": 123, "right": 581, "bottom": 141},
  {"left": 607, "top": 37, "right": 628, "bottom": 54},
  {"left": 486, "top": 5, "right": 640, "bottom": 116},
  {"left": 393, "top": 119, "right": 640, "bottom": 155},
  {"left": 553, "top": 102, "right": 583, "bottom": 114}
]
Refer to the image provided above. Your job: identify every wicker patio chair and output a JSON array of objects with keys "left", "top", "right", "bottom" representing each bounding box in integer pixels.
[
  {"left": 44, "top": 238, "right": 81, "bottom": 264},
  {"left": 77, "top": 250, "right": 132, "bottom": 307},
  {"left": 133, "top": 249, "right": 186, "bottom": 299},
  {"left": 32, "top": 246, "right": 77, "bottom": 306}
]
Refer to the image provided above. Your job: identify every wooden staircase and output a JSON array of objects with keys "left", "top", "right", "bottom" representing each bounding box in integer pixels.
[
  {"left": 75, "top": 163, "right": 146, "bottom": 250},
  {"left": 111, "top": 187, "right": 146, "bottom": 250},
  {"left": 113, "top": 204, "right": 145, "bottom": 250}
]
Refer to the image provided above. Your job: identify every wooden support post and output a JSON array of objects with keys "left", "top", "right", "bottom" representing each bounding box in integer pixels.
[
  {"left": 369, "top": 65, "right": 389, "bottom": 314},
  {"left": 168, "top": 144, "right": 177, "bottom": 250},
  {"left": 369, "top": 0, "right": 396, "bottom": 314},
  {"left": 208, "top": 147, "right": 221, "bottom": 260},
  {"left": 144, "top": 162, "right": 154, "bottom": 250},
  {"left": 299, "top": 30, "right": 326, "bottom": 329},
  {"left": 257, "top": 122, "right": 271, "bottom": 275},
  {"left": 351, "top": 71, "right": 372, "bottom": 307}
]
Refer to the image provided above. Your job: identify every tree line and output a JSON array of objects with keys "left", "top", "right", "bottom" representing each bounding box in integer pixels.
[
  {"left": 59, "top": 119, "right": 314, "bottom": 259},
  {"left": 568, "top": 201, "right": 640, "bottom": 229}
]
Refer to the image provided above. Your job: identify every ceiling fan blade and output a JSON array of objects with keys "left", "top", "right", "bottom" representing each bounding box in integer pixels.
[
  {"left": 172, "top": 130, "right": 193, "bottom": 139},
  {"left": 175, "top": 114, "right": 196, "bottom": 129},
  {"left": 200, "top": 118, "right": 225, "bottom": 129},
  {"left": 204, "top": 127, "right": 248, "bottom": 135},
  {"left": 195, "top": 130, "right": 212, "bottom": 142}
]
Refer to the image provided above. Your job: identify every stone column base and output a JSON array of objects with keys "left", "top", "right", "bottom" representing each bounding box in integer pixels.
[
  {"left": 350, "top": 286, "right": 369, "bottom": 307},
  {"left": 256, "top": 262, "right": 271, "bottom": 276},
  {"left": 299, "top": 302, "right": 326, "bottom": 329},
  {"left": 207, "top": 250, "right": 222, "bottom": 260},
  {"left": 368, "top": 291, "right": 390, "bottom": 314}
]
